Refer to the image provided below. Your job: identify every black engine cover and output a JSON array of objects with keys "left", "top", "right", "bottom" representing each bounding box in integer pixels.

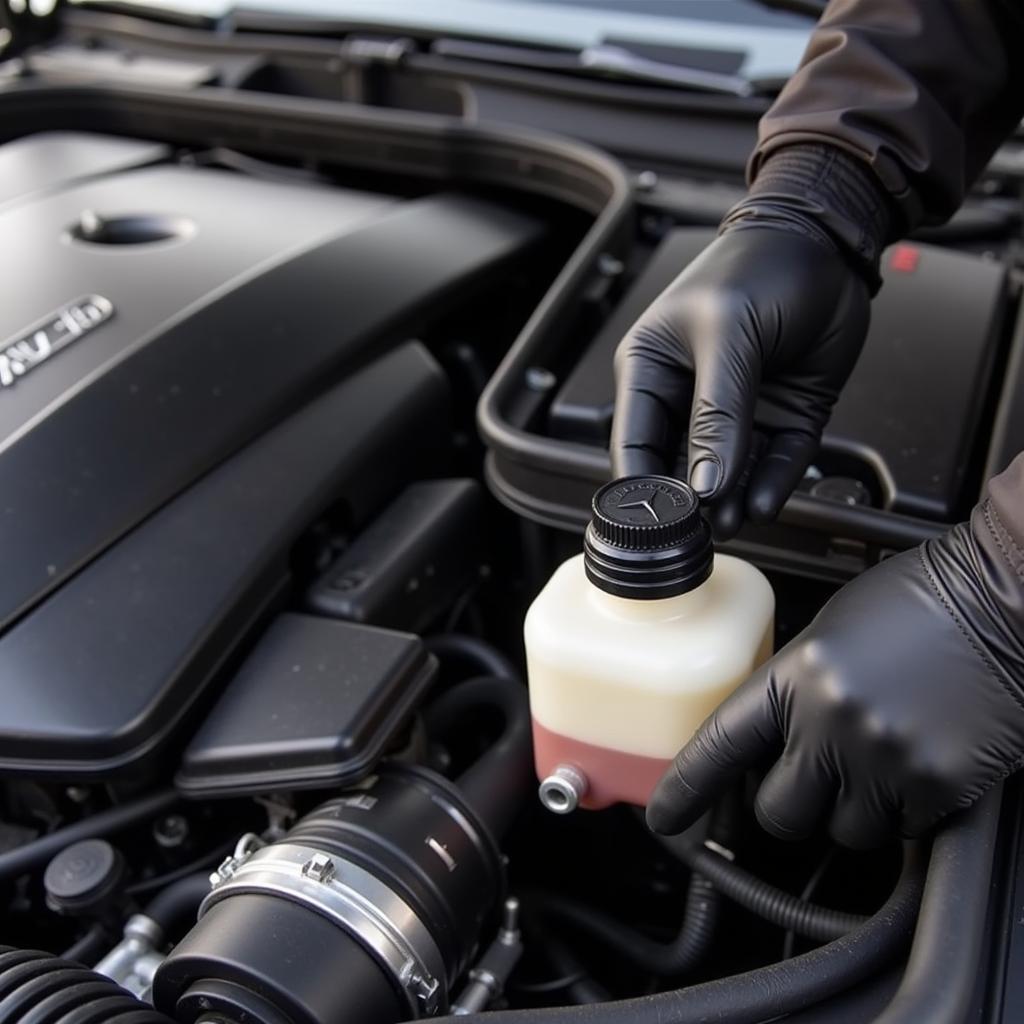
[{"left": 0, "top": 133, "right": 541, "bottom": 779}]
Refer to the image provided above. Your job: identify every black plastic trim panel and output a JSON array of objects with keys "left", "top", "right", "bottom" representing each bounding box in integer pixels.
[{"left": 0, "top": 342, "right": 448, "bottom": 779}]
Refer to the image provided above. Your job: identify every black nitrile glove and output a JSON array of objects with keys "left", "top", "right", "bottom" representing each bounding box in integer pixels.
[
  {"left": 612, "top": 144, "right": 890, "bottom": 537},
  {"left": 646, "top": 458, "right": 1024, "bottom": 849}
]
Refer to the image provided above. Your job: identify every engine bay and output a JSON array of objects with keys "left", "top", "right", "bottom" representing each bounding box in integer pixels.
[{"left": 3, "top": 10, "right": 1024, "bottom": 1022}]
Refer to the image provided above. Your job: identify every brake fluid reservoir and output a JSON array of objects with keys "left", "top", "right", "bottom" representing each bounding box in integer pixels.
[{"left": 525, "top": 476, "right": 774, "bottom": 812}]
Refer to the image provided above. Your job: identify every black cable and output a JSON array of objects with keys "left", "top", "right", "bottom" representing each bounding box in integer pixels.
[
  {"left": 0, "top": 790, "right": 178, "bottom": 884},
  {"left": 442, "top": 582, "right": 482, "bottom": 633},
  {"left": 515, "top": 974, "right": 588, "bottom": 996},
  {"left": 415, "top": 840, "right": 926, "bottom": 1024},
  {"left": 143, "top": 872, "right": 212, "bottom": 937},
  {"left": 677, "top": 844, "right": 866, "bottom": 942},
  {"left": 519, "top": 908, "right": 611, "bottom": 1006},
  {"left": 532, "top": 871, "right": 718, "bottom": 978},
  {"left": 544, "top": 937, "right": 610, "bottom": 1006},
  {"left": 782, "top": 848, "right": 838, "bottom": 959},
  {"left": 530, "top": 798, "right": 742, "bottom": 979},
  {"left": 59, "top": 923, "right": 109, "bottom": 967},
  {"left": 125, "top": 839, "right": 235, "bottom": 897},
  {"left": 425, "top": 632, "right": 519, "bottom": 681}
]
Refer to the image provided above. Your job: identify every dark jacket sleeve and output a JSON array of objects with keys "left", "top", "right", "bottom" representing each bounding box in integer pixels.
[
  {"left": 751, "top": 0, "right": 1024, "bottom": 232},
  {"left": 976, "top": 453, "right": 1024, "bottom": 670},
  {"left": 987, "top": 454, "right": 1024, "bottom": 576}
]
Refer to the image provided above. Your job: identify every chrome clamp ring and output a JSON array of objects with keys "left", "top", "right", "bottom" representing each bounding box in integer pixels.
[{"left": 200, "top": 842, "right": 445, "bottom": 1016}]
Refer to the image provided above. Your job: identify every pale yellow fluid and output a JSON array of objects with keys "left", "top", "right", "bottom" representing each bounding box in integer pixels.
[{"left": 525, "top": 553, "right": 775, "bottom": 760}]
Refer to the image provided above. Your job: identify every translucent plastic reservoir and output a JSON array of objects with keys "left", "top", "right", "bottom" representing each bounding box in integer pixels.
[{"left": 525, "top": 503, "right": 774, "bottom": 811}]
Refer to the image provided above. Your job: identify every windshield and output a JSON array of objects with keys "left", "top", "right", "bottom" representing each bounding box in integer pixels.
[{"left": 70, "top": 0, "right": 812, "bottom": 82}]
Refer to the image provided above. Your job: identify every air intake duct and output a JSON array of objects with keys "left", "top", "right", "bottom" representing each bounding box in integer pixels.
[{"left": 153, "top": 764, "right": 506, "bottom": 1024}]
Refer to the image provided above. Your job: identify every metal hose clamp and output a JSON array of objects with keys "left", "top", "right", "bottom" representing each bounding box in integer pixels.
[{"left": 200, "top": 842, "right": 446, "bottom": 1016}]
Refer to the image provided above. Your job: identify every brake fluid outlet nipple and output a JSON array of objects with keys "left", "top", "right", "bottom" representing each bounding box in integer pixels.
[{"left": 538, "top": 764, "right": 588, "bottom": 814}]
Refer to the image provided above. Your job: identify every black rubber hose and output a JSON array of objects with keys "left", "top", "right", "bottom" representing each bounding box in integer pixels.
[
  {"left": 870, "top": 786, "right": 1002, "bottom": 1024},
  {"left": 424, "top": 676, "right": 533, "bottom": 839},
  {"left": 676, "top": 844, "right": 867, "bottom": 942},
  {"left": 0, "top": 790, "right": 178, "bottom": 885},
  {"left": 59, "top": 923, "right": 109, "bottom": 967},
  {"left": 408, "top": 840, "right": 927, "bottom": 1024},
  {"left": 542, "top": 936, "right": 612, "bottom": 1005},
  {"left": 520, "top": 908, "right": 611, "bottom": 1005},
  {"left": 534, "top": 871, "right": 719, "bottom": 977},
  {"left": 143, "top": 872, "right": 212, "bottom": 937},
  {"left": 425, "top": 633, "right": 519, "bottom": 681},
  {"left": 531, "top": 799, "right": 741, "bottom": 977}
]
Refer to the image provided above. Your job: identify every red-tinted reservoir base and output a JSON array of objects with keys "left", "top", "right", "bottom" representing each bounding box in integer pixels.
[{"left": 532, "top": 717, "right": 671, "bottom": 809}]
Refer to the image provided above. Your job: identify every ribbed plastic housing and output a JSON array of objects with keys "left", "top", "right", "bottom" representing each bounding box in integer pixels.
[{"left": 0, "top": 947, "right": 171, "bottom": 1023}]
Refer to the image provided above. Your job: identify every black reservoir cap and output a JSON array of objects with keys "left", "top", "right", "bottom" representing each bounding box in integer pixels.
[
  {"left": 44, "top": 839, "right": 124, "bottom": 915},
  {"left": 584, "top": 476, "right": 713, "bottom": 599}
]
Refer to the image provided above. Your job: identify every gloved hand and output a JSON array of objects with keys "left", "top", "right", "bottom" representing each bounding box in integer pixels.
[
  {"left": 612, "top": 145, "right": 889, "bottom": 538},
  {"left": 646, "top": 459, "right": 1024, "bottom": 849}
]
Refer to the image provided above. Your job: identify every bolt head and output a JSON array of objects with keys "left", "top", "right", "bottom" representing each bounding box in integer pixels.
[
  {"left": 153, "top": 813, "right": 189, "bottom": 849},
  {"left": 636, "top": 170, "right": 659, "bottom": 192}
]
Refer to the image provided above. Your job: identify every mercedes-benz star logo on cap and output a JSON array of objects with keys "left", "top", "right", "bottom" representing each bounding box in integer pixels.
[{"left": 617, "top": 491, "right": 660, "bottom": 522}]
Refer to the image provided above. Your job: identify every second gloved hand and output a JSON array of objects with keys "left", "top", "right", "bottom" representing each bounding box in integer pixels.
[
  {"left": 646, "top": 458, "right": 1024, "bottom": 848},
  {"left": 612, "top": 145, "right": 886, "bottom": 537}
]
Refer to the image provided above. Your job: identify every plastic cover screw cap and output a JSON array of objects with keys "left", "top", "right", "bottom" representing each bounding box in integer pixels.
[{"left": 43, "top": 838, "right": 124, "bottom": 914}]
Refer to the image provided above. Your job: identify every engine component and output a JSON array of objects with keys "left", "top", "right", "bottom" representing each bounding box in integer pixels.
[
  {"left": 153, "top": 765, "right": 505, "bottom": 1023},
  {"left": 176, "top": 615, "right": 437, "bottom": 797},
  {"left": 0, "top": 47, "right": 1016, "bottom": 1024},
  {"left": 450, "top": 898, "right": 523, "bottom": 1014},
  {"left": 94, "top": 914, "right": 166, "bottom": 999},
  {"left": 43, "top": 839, "right": 124, "bottom": 917},
  {"left": 424, "top": 633, "right": 519, "bottom": 682},
  {"left": 426, "top": 841, "right": 929, "bottom": 1024},
  {"left": 0, "top": 946, "right": 172, "bottom": 1023},
  {"left": 0, "top": 133, "right": 539, "bottom": 636},
  {"left": 0, "top": 131, "right": 170, "bottom": 208},
  {"left": 305, "top": 479, "right": 485, "bottom": 633},
  {"left": 529, "top": 798, "right": 742, "bottom": 979},
  {"left": 0, "top": 127, "right": 542, "bottom": 783},
  {"left": 142, "top": 874, "right": 214, "bottom": 938},
  {"left": 0, "top": 790, "right": 179, "bottom": 885},
  {"left": 0, "top": 341, "right": 448, "bottom": 780},
  {"left": 419, "top": 676, "right": 534, "bottom": 840}
]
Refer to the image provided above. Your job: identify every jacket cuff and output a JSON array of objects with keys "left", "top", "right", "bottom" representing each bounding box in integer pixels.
[{"left": 723, "top": 143, "right": 893, "bottom": 294}]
